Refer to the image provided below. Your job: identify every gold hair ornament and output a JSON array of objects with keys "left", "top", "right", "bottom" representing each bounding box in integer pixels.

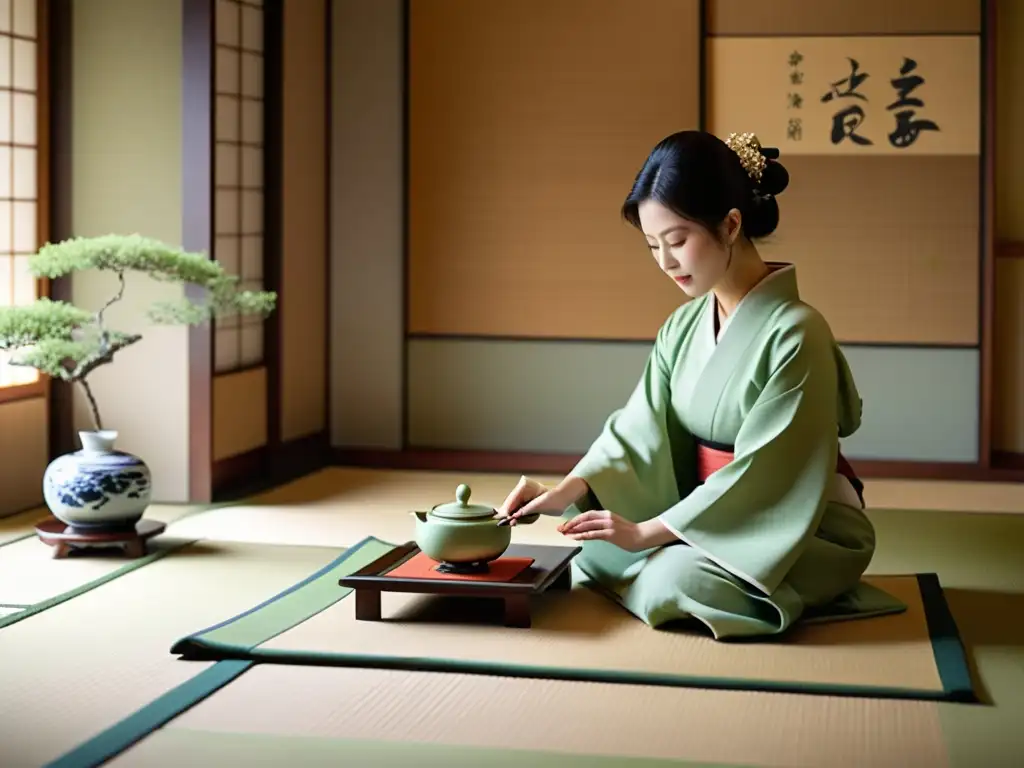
[{"left": 724, "top": 132, "right": 766, "bottom": 184}]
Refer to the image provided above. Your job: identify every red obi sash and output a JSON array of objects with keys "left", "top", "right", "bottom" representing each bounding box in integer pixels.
[{"left": 695, "top": 438, "right": 865, "bottom": 505}]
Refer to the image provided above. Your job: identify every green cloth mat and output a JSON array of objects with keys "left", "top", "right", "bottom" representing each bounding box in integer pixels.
[{"left": 170, "top": 536, "right": 975, "bottom": 702}]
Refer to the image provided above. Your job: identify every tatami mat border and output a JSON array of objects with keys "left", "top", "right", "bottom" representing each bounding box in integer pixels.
[{"left": 44, "top": 660, "right": 254, "bottom": 768}]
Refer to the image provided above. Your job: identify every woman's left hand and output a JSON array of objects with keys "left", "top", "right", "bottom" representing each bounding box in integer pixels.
[{"left": 558, "top": 510, "right": 650, "bottom": 552}]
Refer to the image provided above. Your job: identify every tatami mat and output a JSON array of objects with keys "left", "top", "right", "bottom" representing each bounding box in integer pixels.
[
  {"left": 122, "top": 664, "right": 948, "bottom": 768},
  {"left": 864, "top": 478, "right": 1024, "bottom": 515},
  {"left": 154, "top": 468, "right": 1024, "bottom": 765},
  {"left": 0, "top": 507, "right": 49, "bottom": 546},
  {"left": 110, "top": 727, "right": 741, "bottom": 767},
  {"left": 2, "top": 467, "right": 1022, "bottom": 767},
  {"left": 167, "top": 468, "right": 1024, "bottom": 555},
  {"left": 168, "top": 467, "right": 568, "bottom": 548},
  {"left": 0, "top": 540, "right": 345, "bottom": 766},
  {"left": 0, "top": 532, "right": 191, "bottom": 615}
]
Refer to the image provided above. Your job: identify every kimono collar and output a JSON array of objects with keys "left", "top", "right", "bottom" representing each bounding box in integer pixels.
[{"left": 716, "top": 262, "right": 798, "bottom": 339}]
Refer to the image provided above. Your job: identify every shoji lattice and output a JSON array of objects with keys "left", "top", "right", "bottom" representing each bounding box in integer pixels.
[{"left": 213, "top": 0, "right": 264, "bottom": 373}]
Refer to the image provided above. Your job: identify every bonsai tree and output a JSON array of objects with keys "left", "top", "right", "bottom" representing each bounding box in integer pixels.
[{"left": 0, "top": 233, "right": 276, "bottom": 433}]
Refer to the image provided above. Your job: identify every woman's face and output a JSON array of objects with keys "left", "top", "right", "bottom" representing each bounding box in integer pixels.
[{"left": 637, "top": 199, "right": 739, "bottom": 298}]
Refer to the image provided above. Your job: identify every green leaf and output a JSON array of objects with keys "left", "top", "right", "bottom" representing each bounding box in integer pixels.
[
  {"left": 7, "top": 338, "right": 97, "bottom": 379},
  {"left": 146, "top": 289, "right": 277, "bottom": 326},
  {"left": 29, "top": 233, "right": 224, "bottom": 284},
  {"left": 0, "top": 299, "right": 93, "bottom": 350},
  {"left": 8, "top": 330, "right": 142, "bottom": 382}
]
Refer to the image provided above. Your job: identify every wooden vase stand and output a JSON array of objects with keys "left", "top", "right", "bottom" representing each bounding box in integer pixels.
[{"left": 34, "top": 518, "right": 166, "bottom": 559}]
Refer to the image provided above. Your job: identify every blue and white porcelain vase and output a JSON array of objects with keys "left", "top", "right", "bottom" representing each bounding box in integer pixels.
[{"left": 42, "top": 430, "right": 153, "bottom": 532}]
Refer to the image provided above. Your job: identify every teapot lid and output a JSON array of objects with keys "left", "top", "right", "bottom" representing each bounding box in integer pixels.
[{"left": 430, "top": 484, "right": 497, "bottom": 520}]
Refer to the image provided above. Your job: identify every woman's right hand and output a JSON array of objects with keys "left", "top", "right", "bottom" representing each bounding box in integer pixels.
[
  {"left": 497, "top": 476, "right": 561, "bottom": 525},
  {"left": 497, "top": 475, "right": 586, "bottom": 525}
]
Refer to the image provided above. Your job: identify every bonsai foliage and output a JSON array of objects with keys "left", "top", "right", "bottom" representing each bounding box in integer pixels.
[{"left": 0, "top": 234, "right": 276, "bottom": 432}]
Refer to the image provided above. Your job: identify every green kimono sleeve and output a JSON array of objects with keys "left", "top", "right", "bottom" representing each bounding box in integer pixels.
[
  {"left": 657, "top": 316, "right": 841, "bottom": 596},
  {"left": 569, "top": 310, "right": 691, "bottom": 524}
]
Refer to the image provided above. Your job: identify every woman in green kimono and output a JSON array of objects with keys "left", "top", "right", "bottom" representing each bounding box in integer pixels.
[{"left": 497, "top": 130, "right": 876, "bottom": 640}]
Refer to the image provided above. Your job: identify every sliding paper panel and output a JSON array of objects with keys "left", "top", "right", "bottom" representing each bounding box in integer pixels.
[
  {"left": 838, "top": 346, "right": 979, "bottom": 463},
  {"left": 407, "top": 338, "right": 649, "bottom": 454},
  {"left": 407, "top": 0, "right": 700, "bottom": 341},
  {"left": 0, "top": 0, "right": 42, "bottom": 389},
  {"left": 707, "top": 36, "right": 980, "bottom": 156},
  {"left": 706, "top": 0, "right": 980, "bottom": 37},
  {"left": 407, "top": 339, "right": 979, "bottom": 462},
  {"left": 754, "top": 155, "right": 979, "bottom": 345},
  {"left": 213, "top": 0, "right": 266, "bottom": 375}
]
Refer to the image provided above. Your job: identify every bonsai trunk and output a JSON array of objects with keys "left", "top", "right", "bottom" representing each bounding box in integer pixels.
[
  {"left": 70, "top": 272, "right": 122, "bottom": 435},
  {"left": 77, "top": 377, "right": 104, "bottom": 432}
]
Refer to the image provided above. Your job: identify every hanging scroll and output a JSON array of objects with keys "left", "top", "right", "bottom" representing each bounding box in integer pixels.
[{"left": 707, "top": 36, "right": 980, "bottom": 155}]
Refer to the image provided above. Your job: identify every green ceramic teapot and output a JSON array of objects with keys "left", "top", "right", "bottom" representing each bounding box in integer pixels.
[{"left": 412, "top": 483, "right": 540, "bottom": 572}]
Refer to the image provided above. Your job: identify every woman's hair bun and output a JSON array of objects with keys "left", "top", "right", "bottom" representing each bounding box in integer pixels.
[
  {"left": 758, "top": 155, "right": 789, "bottom": 197},
  {"left": 742, "top": 146, "right": 788, "bottom": 239},
  {"left": 744, "top": 192, "right": 780, "bottom": 239}
]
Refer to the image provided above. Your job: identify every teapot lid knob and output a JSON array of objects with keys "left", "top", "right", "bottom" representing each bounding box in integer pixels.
[{"left": 455, "top": 484, "right": 471, "bottom": 506}]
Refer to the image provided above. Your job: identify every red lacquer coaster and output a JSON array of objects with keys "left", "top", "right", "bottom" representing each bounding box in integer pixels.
[{"left": 386, "top": 551, "right": 535, "bottom": 582}]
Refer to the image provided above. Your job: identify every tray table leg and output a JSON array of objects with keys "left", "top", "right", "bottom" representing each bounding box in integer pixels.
[
  {"left": 355, "top": 588, "right": 382, "bottom": 621},
  {"left": 504, "top": 595, "right": 531, "bottom": 628},
  {"left": 551, "top": 566, "right": 572, "bottom": 591}
]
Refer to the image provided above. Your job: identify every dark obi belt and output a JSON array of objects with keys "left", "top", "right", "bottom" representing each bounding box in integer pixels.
[{"left": 695, "top": 437, "right": 865, "bottom": 507}]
